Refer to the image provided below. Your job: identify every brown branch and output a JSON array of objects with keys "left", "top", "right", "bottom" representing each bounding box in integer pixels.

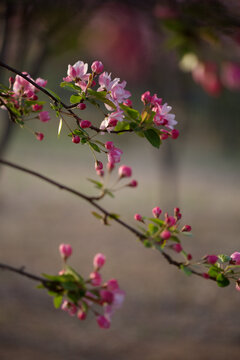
[{"left": 0, "top": 262, "right": 48, "bottom": 283}]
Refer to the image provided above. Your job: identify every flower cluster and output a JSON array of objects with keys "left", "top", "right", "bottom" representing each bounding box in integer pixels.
[{"left": 57, "top": 244, "right": 125, "bottom": 329}]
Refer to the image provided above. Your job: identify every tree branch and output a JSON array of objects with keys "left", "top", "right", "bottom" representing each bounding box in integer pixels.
[{"left": 0, "top": 262, "right": 48, "bottom": 283}]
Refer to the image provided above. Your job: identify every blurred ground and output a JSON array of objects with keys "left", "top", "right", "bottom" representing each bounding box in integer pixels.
[{"left": 0, "top": 122, "right": 240, "bottom": 360}]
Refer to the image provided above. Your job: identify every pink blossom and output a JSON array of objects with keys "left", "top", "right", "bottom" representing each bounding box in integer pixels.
[
  {"left": 171, "top": 129, "right": 179, "bottom": 139},
  {"left": 112, "top": 289, "right": 125, "bottom": 308},
  {"left": 80, "top": 120, "right": 91, "bottom": 128},
  {"left": 111, "top": 80, "right": 131, "bottom": 104},
  {"left": 35, "top": 77, "right": 47, "bottom": 88},
  {"left": 35, "top": 132, "right": 44, "bottom": 141},
  {"left": 63, "top": 60, "right": 90, "bottom": 91},
  {"left": 100, "top": 290, "right": 114, "bottom": 304},
  {"left": 77, "top": 103, "right": 86, "bottom": 110},
  {"left": 107, "top": 279, "right": 119, "bottom": 291},
  {"left": 91, "top": 60, "right": 104, "bottom": 74},
  {"left": 152, "top": 207, "right": 162, "bottom": 218},
  {"left": 161, "top": 230, "right": 171, "bottom": 240},
  {"left": 141, "top": 91, "right": 152, "bottom": 104},
  {"left": 13, "top": 73, "right": 35, "bottom": 96},
  {"left": 206, "top": 255, "right": 218, "bottom": 265},
  {"left": 100, "top": 110, "right": 124, "bottom": 131},
  {"left": 118, "top": 165, "right": 132, "bottom": 178},
  {"left": 182, "top": 225, "right": 192, "bottom": 232},
  {"left": 105, "top": 141, "right": 114, "bottom": 150},
  {"left": 172, "top": 243, "right": 183, "bottom": 253},
  {"left": 230, "top": 252, "right": 240, "bottom": 265},
  {"left": 123, "top": 99, "right": 132, "bottom": 107},
  {"left": 68, "top": 303, "right": 78, "bottom": 316},
  {"left": 72, "top": 135, "right": 80, "bottom": 144},
  {"left": 59, "top": 244, "right": 72, "bottom": 259},
  {"left": 98, "top": 72, "right": 119, "bottom": 92},
  {"left": 221, "top": 62, "right": 240, "bottom": 90},
  {"left": 107, "top": 161, "right": 115, "bottom": 172},
  {"left": 153, "top": 103, "right": 177, "bottom": 129},
  {"left": 93, "top": 253, "right": 106, "bottom": 269},
  {"left": 96, "top": 315, "right": 111, "bottom": 329},
  {"left": 107, "top": 146, "right": 123, "bottom": 164},
  {"left": 90, "top": 271, "right": 102, "bottom": 286},
  {"left": 160, "top": 130, "right": 169, "bottom": 140},
  {"left": 61, "top": 300, "right": 69, "bottom": 311},
  {"left": 134, "top": 213, "right": 143, "bottom": 222},
  {"left": 128, "top": 180, "right": 138, "bottom": 187},
  {"left": 165, "top": 215, "right": 176, "bottom": 227},
  {"left": 39, "top": 111, "right": 50, "bottom": 122},
  {"left": 151, "top": 94, "right": 162, "bottom": 106},
  {"left": 236, "top": 280, "right": 240, "bottom": 292},
  {"left": 95, "top": 161, "right": 103, "bottom": 171}
]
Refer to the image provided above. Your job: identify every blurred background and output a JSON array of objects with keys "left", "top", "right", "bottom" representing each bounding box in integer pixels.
[{"left": 0, "top": 1, "right": 240, "bottom": 359}]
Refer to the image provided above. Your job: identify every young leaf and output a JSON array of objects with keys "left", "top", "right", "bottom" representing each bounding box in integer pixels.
[
  {"left": 88, "top": 142, "right": 101, "bottom": 153},
  {"left": 144, "top": 129, "right": 161, "bottom": 148},
  {"left": 53, "top": 295, "right": 63, "bottom": 309},
  {"left": 87, "top": 178, "right": 103, "bottom": 188},
  {"left": 208, "top": 265, "right": 221, "bottom": 278},
  {"left": 216, "top": 273, "right": 230, "bottom": 287},
  {"left": 218, "top": 254, "right": 231, "bottom": 263},
  {"left": 180, "top": 265, "right": 192, "bottom": 276},
  {"left": 148, "top": 223, "right": 159, "bottom": 235},
  {"left": 92, "top": 211, "right": 103, "bottom": 220},
  {"left": 70, "top": 95, "right": 82, "bottom": 104}
]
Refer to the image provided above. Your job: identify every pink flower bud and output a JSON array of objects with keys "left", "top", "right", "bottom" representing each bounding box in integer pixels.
[
  {"left": 39, "top": 111, "right": 50, "bottom": 122},
  {"left": 187, "top": 254, "right": 192, "bottom": 261},
  {"left": 107, "top": 279, "right": 119, "bottom": 291},
  {"left": 72, "top": 135, "right": 80, "bottom": 144},
  {"left": 171, "top": 129, "right": 179, "bottom": 139},
  {"left": 9, "top": 76, "right": 14, "bottom": 86},
  {"left": 161, "top": 230, "right": 171, "bottom": 240},
  {"left": 105, "top": 141, "right": 114, "bottom": 150},
  {"left": 80, "top": 120, "right": 91, "bottom": 128},
  {"left": 108, "top": 118, "right": 118, "bottom": 127},
  {"left": 68, "top": 303, "right": 77, "bottom": 316},
  {"left": 96, "top": 315, "right": 111, "bottom": 329},
  {"left": 77, "top": 103, "right": 86, "bottom": 110},
  {"left": 182, "top": 225, "right": 192, "bottom": 232},
  {"left": 202, "top": 272, "right": 210, "bottom": 279},
  {"left": 26, "top": 90, "right": 34, "bottom": 98},
  {"left": 90, "top": 271, "right": 102, "bottom": 286},
  {"left": 134, "top": 213, "right": 143, "bottom": 222},
  {"left": 165, "top": 215, "right": 176, "bottom": 227},
  {"left": 230, "top": 252, "right": 240, "bottom": 265},
  {"left": 97, "top": 170, "right": 104, "bottom": 177},
  {"left": 172, "top": 243, "right": 183, "bottom": 253},
  {"left": 59, "top": 243, "right": 72, "bottom": 259},
  {"left": 95, "top": 161, "right": 103, "bottom": 171},
  {"left": 174, "top": 207, "right": 182, "bottom": 220},
  {"left": 35, "top": 77, "right": 47, "bottom": 88},
  {"left": 123, "top": 99, "right": 132, "bottom": 107},
  {"left": 118, "top": 165, "right": 132, "bottom": 178},
  {"left": 107, "top": 161, "right": 115, "bottom": 172},
  {"left": 236, "top": 280, "right": 240, "bottom": 292},
  {"left": 160, "top": 131, "right": 169, "bottom": 140},
  {"left": 100, "top": 290, "right": 114, "bottom": 304},
  {"left": 206, "top": 255, "right": 218, "bottom": 265},
  {"left": 35, "top": 132, "right": 44, "bottom": 141},
  {"left": 32, "top": 104, "right": 43, "bottom": 111},
  {"left": 91, "top": 61, "right": 104, "bottom": 74},
  {"left": 152, "top": 207, "right": 162, "bottom": 218},
  {"left": 77, "top": 309, "right": 87, "bottom": 320},
  {"left": 61, "top": 300, "right": 69, "bottom": 311},
  {"left": 93, "top": 253, "right": 106, "bottom": 269},
  {"left": 141, "top": 91, "right": 152, "bottom": 104},
  {"left": 128, "top": 179, "right": 138, "bottom": 187},
  {"left": 31, "top": 94, "right": 38, "bottom": 101}
]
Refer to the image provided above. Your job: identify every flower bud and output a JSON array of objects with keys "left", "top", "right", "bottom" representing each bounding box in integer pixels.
[
  {"left": 118, "top": 165, "right": 132, "bottom": 178},
  {"left": 134, "top": 213, "right": 143, "bottom": 222},
  {"left": 172, "top": 243, "right": 183, "bottom": 253},
  {"left": 97, "top": 170, "right": 104, "bottom": 177},
  {"left": 77, "top": 103, "right": 86, "bottom": 110},
  {"left": 123, "top": 99, "right": 132, "bottom": 107},
  {"left": 171, "top": 129, "right": 179, "bottom": 139},
  {"left": 59, "top": 243, "right": 72, "bottom": 260},
  {"left": 141, "top": 91, "right": 152, "bottom": 105},
  {"left": 236, "top": 280, "right": 240, "bottom": 292},
  {"left": 39, "top": 111, "right": 50, "bottom": 122},
  {"left": 93, "top": 253, "right": 106, "bottom": 269},
  {"left": 182, "top": 225, "right": 192, "bottom": 232},
  {"left": 91, "top": 61, "right": 104, "bottom": 74},
  {"left": 72, "top": 135, "right": 80, "bottom": 144},
  {"left": 105, "top": 141, "right": 114, "bottom": 150},
  {"left": 96, "top": 315, "right": 111, "bottom": 329},
  {"left": 80, "top": 120, "right": 91, "bottom": 128},
  {"left": 165, "top": 215, "right": 176, "bottom": 227},
  {"left": 202, "top": 272, "right": 210, "bottom": 279},
  {"left": 187, "top": 253, "right": 192, "bottom": 261},
  {"left": 107, "top": 279, "right": 119, "bottom": 291},
  {"left": 152, "top": 207, "right": 162, "bottom": 218},
  {"left": 205, "top": 255, "right": 218, "bottom": 265},
  {"left": 90, "top": 271, "right": 102, "bottom": 286},
  {"left": 32, "top": 104, "right": 43, "bottom": 111},
  {"left": 160, "top": 230, "right": 171, "bottom": 240},
  {"left": 128, "top": 179, "right": 138, "bottom": 187},
  {"left": 77, "top": 309, "right": 87, "bottom": 320},
  {"left": 35, "top": 132, "right": 44, "bottom": 141},
  {"left": 100, "top": 290, "right": 114, "bottom": 304}
]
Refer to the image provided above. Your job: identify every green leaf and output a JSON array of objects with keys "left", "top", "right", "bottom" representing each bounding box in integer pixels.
[
  {"left": 144, "top": 129, "right": 161, "bottom": 148},
  {"left": 88, "top": 142, "right": 101, "bottom": 153},
  {"left": 148, "top": 223, "right": 158, "bottom": 235},
  {"left": 87, "top": 88, "right": 116, "bottom": 109},
  {"left": 216, "top": 273, "right": 230, "bottom": 287},
  {"left": 60, "top": 82, "right": 82, "bottom": 92},
  {"left": 65, "top": 266, "right": 85, "bottom": 285},
  {"left": 92, "top": 211, "right": 103, "bottom": 220},
  {"left": 42, "top": 273, "right": 63, "bottom": 282},
  {"left": 53, "top": 295, "right": 63, "bottom": 309},
  {"left": 120, "top": 104, "right": 140, "bottom": 121},
  {"left": 170, "top": 235, "right": 180, "bottom": 243},
  {"left": 180, "top": 265, "right": 192, "bottom": 276},
  {"left": 87, "top": 178, "right": 103, "bottom": 188},
  {"left": 44, "top": 87, "right": 61, "bottom": 102},
  {"left": 70, "top": 95, "right": 83, "bottom": 104},
  {"left": 143, "top": 239, "right": 152, "bottom": 248},
  {"left": 114, "top": 121, "right": 131, "bottom": 132},
  {"left": 148, "top": 218, "right": 165, "bottom": 227},
  {"left": 218, "top": 254, "right": 231, "bottom": 263},
  {"left": 208, "top": 265, "right": 221, "bottom": 278},
  {"left": 109, "top": 213, "right": 120, "bottom": 220}
]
